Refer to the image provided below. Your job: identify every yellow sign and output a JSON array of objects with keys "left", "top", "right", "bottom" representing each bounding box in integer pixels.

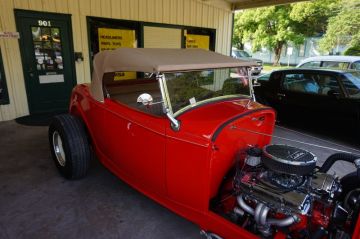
[
  {"left": 98, "top": 28, "right": 136, "bottom": 80},
  {"left": 186, "top": 34, "right": 210, "bottom": 50}
]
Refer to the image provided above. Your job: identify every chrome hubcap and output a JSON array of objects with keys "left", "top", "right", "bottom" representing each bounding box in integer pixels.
[{"left": 52, "top": 131, "right": 66, "bottom": 167}]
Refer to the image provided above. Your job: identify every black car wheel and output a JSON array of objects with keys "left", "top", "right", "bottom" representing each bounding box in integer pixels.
[{"left": 49, "top": 114, "right": 90, "bottom": 179}]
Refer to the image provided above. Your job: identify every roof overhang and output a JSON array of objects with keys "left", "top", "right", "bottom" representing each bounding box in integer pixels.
[{"left": 200, "top": 0, "right": 308, "bottom": 11}]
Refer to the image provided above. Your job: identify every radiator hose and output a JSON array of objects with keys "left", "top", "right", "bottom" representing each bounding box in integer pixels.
[{"left": 318, "top": 153, "right": 360, "bottom": 179}]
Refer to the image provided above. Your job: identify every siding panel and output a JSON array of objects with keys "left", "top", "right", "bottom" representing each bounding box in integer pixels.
[
  {"left": 138, "top": 0, "right": 147, "bottom": 21},
  {"left": 111, "top": 0, "right": 120, "bottom": 19},
  {"left": 0, "top": 0, "right": 29, "bottom": 120},
  {"left": 42, "top": 0, "right": 57, "bottom": 12},
  {"left": 120, "top": 0, "right": 130, "bottom": 20},
  {"left": 147, "top": 0, "right": 156, "bottom": 22},
  {"left": 56, "top": 0, "right": 68, "bottom": 13},
  {"left": 183, "top": 0, "right": 191, "bottom": 26},
  {"left": 168, "top": 0, "right": 176, "bottom": 24},
  {"left": 14, "top": 0, "right": 30, "bottom": 9},
  {"left": 68, "top": 0, "right": 84, "bottom": 85},
  {"left": 163, "top": 0, "right": 170, "bottom": 24},
  {"left": 154, "top": 0, "right": 162, "bottom": 23},
  {"left": 101, "top": 0, "right": 111, "bottom": 18},
  {"left": 90, "top": 0, "right": 101, "bottom": 17},
  {"left": 130, "top": 0, "right": 139, "bottom": 20},
  {"left": 78, "top": 0, "right": 91, "bottom": 84},
  {"left": 196, "top": 2, "right": 202, "bottom": 26},
  {"left": 28, "top": 0, "right": 43, "bottom": 10},
  {"left": 176, "top": 0, "right": 184, "bottom": 25}
]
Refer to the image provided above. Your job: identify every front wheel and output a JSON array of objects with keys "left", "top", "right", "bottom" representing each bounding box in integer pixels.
[{"left": 49, "top": 114, "right": 90, "bottom": 179}]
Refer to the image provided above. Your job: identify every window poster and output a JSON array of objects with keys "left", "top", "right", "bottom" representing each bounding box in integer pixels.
[
  {"left": 98, "top": 28, "right": 136, "bottom": 81},
  {"left": 185, "top": 34, "right": 210, "bottom": 50}
]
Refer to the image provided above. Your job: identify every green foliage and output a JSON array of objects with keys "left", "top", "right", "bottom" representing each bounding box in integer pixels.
[
  {"left": 344, "top": 46, "right": 360, "bottom": 56},
  {"left": 319, "top": 0, "right": 360, "bottom": 53},
  {"left": 232, "top": 13, "right": 244, "bottom": 49},
  {"left": 290, "top": 0, "right": 339, "bottom": 35},
  {"left": 232, "top": 0, "right": 337, "bottom": 65}
]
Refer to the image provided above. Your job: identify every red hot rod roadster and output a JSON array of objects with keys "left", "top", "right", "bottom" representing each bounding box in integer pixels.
[{"left": 49, "top": 48, "right": 360, "bottom": 239}]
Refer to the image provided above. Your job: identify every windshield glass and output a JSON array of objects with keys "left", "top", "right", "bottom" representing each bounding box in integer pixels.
[
  {"left": 233, "top": 50, "right": 250, "bottom": 58},
  {"left": 257, "top": 73, "right": 271, "bottom": 81},
  {"left": 342, "top": 72, "right": 360, "bottom": 99},
  {"left": 164, "top": 67, "right": 251, "bottom": 114}
]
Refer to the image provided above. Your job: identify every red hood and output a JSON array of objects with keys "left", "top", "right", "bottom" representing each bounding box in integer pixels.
[{"left": 175, "top": 98, "right": 274, "bottom": 145}]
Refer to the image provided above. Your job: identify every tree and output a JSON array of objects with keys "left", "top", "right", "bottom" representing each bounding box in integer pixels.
[
  {"left": 319, "top": 0, "right": 360, "bottom": 54},
  {"left": 232, "top": 0, "right": 337, "bottom": 65},
  {"left": 232, "top": 13, "right": 244, "bottom": 50},
  {"left": 344, "top": 46, "right": 360, "bottom": 56},
  {"left": 235, "top": 5, "right": 305, "bottom": 66},
  {"left": 290, "top": 0, "right": 339, "bottom": 35}
]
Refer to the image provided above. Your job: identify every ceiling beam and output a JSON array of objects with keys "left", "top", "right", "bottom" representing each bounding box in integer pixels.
[{"left": 232, "top": 0, "right": 308, "bottom": 10}]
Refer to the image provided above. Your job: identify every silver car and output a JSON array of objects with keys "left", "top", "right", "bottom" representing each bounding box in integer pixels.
[
  {"left": 231, "top": 48, "right": 263, "bottom": 75},
  {"left": 297, "top": 55, "right": 360, "bottom": 70}
]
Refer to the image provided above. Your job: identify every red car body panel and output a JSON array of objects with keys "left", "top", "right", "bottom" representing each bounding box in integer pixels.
[{"left": 69, "top": 84, "right": 360, "bottom": 239}]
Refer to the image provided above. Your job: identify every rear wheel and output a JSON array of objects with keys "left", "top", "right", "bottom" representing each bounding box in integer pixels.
[{"left": 49, "top": 114, "right": 90, "bottom": 179}]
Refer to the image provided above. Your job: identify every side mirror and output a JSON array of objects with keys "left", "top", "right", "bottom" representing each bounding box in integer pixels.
[
  {"left": 253, "top": 79, "right": 261, "bottom": 87},
  {"left": 137, "top": 93, "right": 153, "bottom": 106}
]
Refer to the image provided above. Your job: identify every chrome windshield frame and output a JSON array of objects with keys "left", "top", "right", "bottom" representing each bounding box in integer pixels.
[{"left": 157, "top": 73, "right": 180, "bottom": 131}]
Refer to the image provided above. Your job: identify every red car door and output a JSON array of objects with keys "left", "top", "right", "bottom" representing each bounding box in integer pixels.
[{"left": 102, "top": 99, "right": 167, "bottom": 196}]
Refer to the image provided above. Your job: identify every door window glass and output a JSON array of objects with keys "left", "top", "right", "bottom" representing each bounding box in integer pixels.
[
  {"left": 350, "top": 61, "right": 360, "bottom": 70},
  {"left": 32, "top": 26, "right": 63, "bottom": 71},
  {"left": 283, "top": 73, "right": 322, "bottom": 94},
  {"left": 317, "top": 74, "right": 339, "bottom": 95},
  {"left": 322, "top": 61, "right": 349, "bottom": 69},
  {"left": 341, "top": 72, "right": 360, "bottom": 99},
  {"left": 283, "top": 73, "right": 341, "bottom": 95},
  {"left": 298, "top": 61, "right": 321, "bottom": 68}
]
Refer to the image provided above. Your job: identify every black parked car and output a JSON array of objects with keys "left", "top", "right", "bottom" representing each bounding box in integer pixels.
[{"left": 254, "top": 69, "right": 360, "bottom": 126}]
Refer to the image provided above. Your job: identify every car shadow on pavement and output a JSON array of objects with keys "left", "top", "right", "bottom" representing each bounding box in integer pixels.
[{"left": 276, "top": 117, "right": 359, "bottom": 149}]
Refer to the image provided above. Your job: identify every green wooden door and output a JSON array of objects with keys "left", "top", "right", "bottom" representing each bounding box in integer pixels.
[{"left": 15, "top": 10, "right": 76, "bottom": 114}]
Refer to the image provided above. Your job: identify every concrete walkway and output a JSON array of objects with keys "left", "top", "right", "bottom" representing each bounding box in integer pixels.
[
  {"left": 0, "top": 120, "right": 359, "bottom": 239},
  {"left": 0, "top": 121, "right": 200, "bottom": 239}
]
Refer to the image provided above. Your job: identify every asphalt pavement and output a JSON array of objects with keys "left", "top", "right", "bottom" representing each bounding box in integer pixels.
[{"left": 0, "top": 120, "right": 359, "bottom": 239}]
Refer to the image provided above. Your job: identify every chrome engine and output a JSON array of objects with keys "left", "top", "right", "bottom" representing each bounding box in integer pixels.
[
  {"left": 233, "top": 145, "right": 344, "bottom": 237},
  {"left": 210, "top": 144, "right": 360, "bottom": 238}
]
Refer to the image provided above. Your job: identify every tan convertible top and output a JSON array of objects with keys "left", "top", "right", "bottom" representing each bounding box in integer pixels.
[{"left": 90, "top": 48, "right": 256, "bottom": 102}]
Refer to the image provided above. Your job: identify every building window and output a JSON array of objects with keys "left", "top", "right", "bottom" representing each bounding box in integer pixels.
[
  {"left": 0, "top": 48, "right": 9, "bottom": 105},
  {"left": 87, "top": 17, "right": 141, "bottom": 60},
  {"left": 185, "top": 28, "right": 216, "bottom": 51},
  {"left": 144, "top": 26, "right": 182, "bottom": 48},
  {"left": 298, "top": 44, "right": 306, "bottom": 57},
  {"left": 87, "top": 17, "right": 141, "bottom": 81}
]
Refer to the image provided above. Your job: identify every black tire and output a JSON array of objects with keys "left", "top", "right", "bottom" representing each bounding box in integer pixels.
[{"left": 48, "top": 114, "right": 90, "bottom": 179}]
